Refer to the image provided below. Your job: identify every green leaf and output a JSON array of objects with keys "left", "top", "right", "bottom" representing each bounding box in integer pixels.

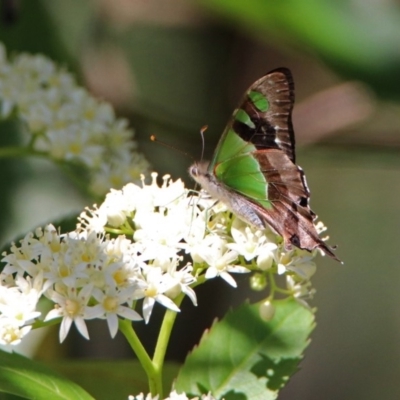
[
  {"left": 51, "top": 360, "right": 181, "bottom": 400},
  {"left": 196, "top": 0, "right": 400, "bottom": 99},
  {"left": 0, "top": 350, "right": 94, "bottom": 400},
  {"left": 175, "top": 299, "right": 315, "bottom": 399}
]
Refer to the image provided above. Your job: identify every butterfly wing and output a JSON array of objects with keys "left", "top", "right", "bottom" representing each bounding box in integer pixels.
[
  {"left": 210, "top": 68, "right": 295, "bottom": 167},
  {"left": 209, "top": 68, "right": 339, "bottom": 260}
]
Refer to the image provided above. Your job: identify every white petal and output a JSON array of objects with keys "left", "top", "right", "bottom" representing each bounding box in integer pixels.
[
  {"left": 85, "top": 304, "right": 104, "bottom": 320},
  {"left": 60, "top": 316, "right": 73, "bottom": 343},
  {"left": 181, "top": 286, "right": 197, "bottom": 306},
  {"left": 220, "top": 272, "right": 237, "bottom": 287},
  {"left": 74, "top": 316, "right": 90, "bottom": 340},
  {"left": 277, "top": 263, "right": 287, "bottom": 275},
  {"left": 155, "top": 294, "right": 180, "bottom": 312},
  {"left": 117, "top": 306, "right": 142, "bottom": 321},
  {"left": 79, "top": 284, "right": 94, "bottom": 303},
  {"left": 107, "top": 313, "right": 119, "bottom": 338},
  {"left": 288, "top": 262, "right": 317, "bottom": 280},
  {"left": 44, "top": 308, "right": 62, "bottom": 322},
  {"left": 205, "top": 267, "right": 218, "bottom": 280},
  {"left": 143, "top": 297, "right": 155, "bottom": 324},
  {"left": 226, "top": 265, "right": 250, "bottom": 274}
]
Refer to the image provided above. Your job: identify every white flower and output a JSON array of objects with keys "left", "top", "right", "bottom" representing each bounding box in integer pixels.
[
  {"left": 277, "top": 251, "right": 316, "bottom": 279},
  {"left": 0, "top": 43, "right": 150, "bottom": 195},
  {"left": 0, "top": 318, "right": 32, "bottom": 346},
  {"left": 163, "top": 262, "right": 197, "bottom": 306},
  {"left": 164, "top": 390, "right": 190, "bottom": 400},
  {"left": 286, "top": 260, "right": 317, "bottom": 280},
  {"left": 99, "top": 189, "right": 133, "bottom": 228},
  {"left": 286, "top": 276, "right": 316, "bottom": 309},
  {"left": 199, "top": 236, "right": 248, "bottom": 288},
  {"left": 128, "top": 394, "right": 159, "bottom": 400},
  {"left": 199, "top": 393, "right": 218, "bottom": 400},
  {"left": 89, "top": 286, "right": 142, "bottom": 338},
  {"left": 129, "top": 391, "right": 218, "bottom": 400},
  {"left": 44, "top": 284, "right": 94, "bottom": 342},
  {"left": 0, "top": 172, "right": 324, "bottom": 345},
  {"left": 89, "top": 153, "right": 149, "bottom": 197},
  {"left": 1, "top": 232, "right": 41, "bottom": 275},
  {"left": 227, "top": 218, "right": 278, "bottom": 270},
  {"left": 130, "top": 267, "right": 180, "bottom": 323},
  {"left": 256, "top": 243, "right": 278, "bottom": 270},
  {"left": 228, "top": 218, "right": 274, "bottom": 259},
  {"left": 0, "top": 284, "right": 41, "bottom": 326}
]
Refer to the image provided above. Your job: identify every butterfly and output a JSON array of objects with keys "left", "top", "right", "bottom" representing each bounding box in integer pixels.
[{"left": 189, "top": 67, "right": 340, "bottom": 261}]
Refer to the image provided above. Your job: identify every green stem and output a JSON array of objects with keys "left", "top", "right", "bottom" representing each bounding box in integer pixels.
[
  {"left": 105, "top": 227, "right": 134, "bottom": 236},
  {"left": 0, "top": 146, "right": 39, "bottom": 159},
  {"left": 268, "top": 270, "right": 292, "bottom": 297},
  {"left": 268, "top": 270, "right": 278, "bottom": 298},
  {"left": 118, "top": 319, "right": 161, "bottom": 395},
  {"left": 152, "top": 294, "right": 185, "bottom": 398}
]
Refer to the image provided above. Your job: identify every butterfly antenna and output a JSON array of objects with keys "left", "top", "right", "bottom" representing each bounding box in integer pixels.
[
  {"left": 150, "top": 135, "right": 194, "bottom": 161},
  {"left": 199, "top": 125, "right": 208, "bottom": 162}
]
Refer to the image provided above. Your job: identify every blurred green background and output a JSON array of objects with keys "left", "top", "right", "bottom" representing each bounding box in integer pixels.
[{"left": 1, "top": 0, "right": 400, "bottom": 399}]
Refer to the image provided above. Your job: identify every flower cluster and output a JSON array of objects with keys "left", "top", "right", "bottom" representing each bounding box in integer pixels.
[
  {"left": 0, "top": 173, "right": 321, "bottom": 345},
  {"left": 0, "top": 43, "right": 149, "bottom": 195},
  {"left": 129, "top": 391, "right": 217, "bottom": 400}
]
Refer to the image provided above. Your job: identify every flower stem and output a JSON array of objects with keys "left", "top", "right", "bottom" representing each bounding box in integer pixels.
[
  {"left": 0, "top": 146, "right": 34, "bottom": 158},
  {"left": 152, "top": 294, "right": 185, "bottom": 397},
  {"left": 118, "top": 319, "right": 161, "bottom": 396}
]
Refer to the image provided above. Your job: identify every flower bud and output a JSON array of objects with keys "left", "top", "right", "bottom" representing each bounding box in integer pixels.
[{"left": 259, "top": 300, "right": 275, "bottom": 321}]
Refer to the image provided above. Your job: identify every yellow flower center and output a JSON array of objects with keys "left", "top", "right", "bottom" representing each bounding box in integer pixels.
[
  {"left": 145, "top": 286, "right": 157, "bottom": 298},
  {"left": 103, "top": 296, "right": 118, "bottom": 312},
  {"left": 280, "top": 253, "right": 292, "bottom": 265},
  {"left": 59, "top": 265, "right": 70, "bottom": 278},
  {"left": 81, "top": 253, "right": 91, "bottom": 263},
  {"left": 84, "top": 108, "right": 95, "bottom": 120},
  {"left": 245, "top": 242, "right": 256, "bottom": 253},
  {"left": 4, "top": 328, "right": 19, "bottom": 344},
  {"left": 69, "top": 143, "right": 82, "bottom": 155},
  {"left": 50, "top": 240, "right": 61, "bottom": 252},
  {"left": 113, "top": 270, "right": 126, "bottom": 285},
  {"left": 65, "top": 299, "right": 80, "bottom": 316}
]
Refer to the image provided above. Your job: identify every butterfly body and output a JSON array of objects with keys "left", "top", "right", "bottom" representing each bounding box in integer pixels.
[
  {"left": 190, "top": 161, "right": 266, "bottom": 229},
  {"left": 189, "top": 68, "right": 339, "bottom": 261}
]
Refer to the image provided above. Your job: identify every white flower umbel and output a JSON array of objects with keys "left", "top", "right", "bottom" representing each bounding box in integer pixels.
[
  {"left": 0, "top": 43, "right": 149, "bottom": 196},
  {"left": 0, "top": 172, "right": 324, "bottom": 344},
  {"left": 129, "top": 391, "right": 218, "bottom": 400}
]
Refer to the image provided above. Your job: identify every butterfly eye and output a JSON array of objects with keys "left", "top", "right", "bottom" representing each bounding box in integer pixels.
[{"left": 189, "top": 166, "right": 198, "bottom": 176}]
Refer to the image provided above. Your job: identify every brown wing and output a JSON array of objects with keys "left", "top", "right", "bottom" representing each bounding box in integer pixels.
[
  {"left": 231, "top": 68, "right": 296, "bottom": 162},
  {"left": 210, "top": 68, "right": 339, "bottom": 261},
  {"left": 253, "top": 149, "right": 339, "bottom": 261}
]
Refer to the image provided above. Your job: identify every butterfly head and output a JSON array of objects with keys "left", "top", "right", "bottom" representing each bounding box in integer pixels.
[
  {"left": 189, "top": 161, "right": 209, "bottom": 183},
  {"left": 189, "top": 161, "right": 226, "bottom": 201}
]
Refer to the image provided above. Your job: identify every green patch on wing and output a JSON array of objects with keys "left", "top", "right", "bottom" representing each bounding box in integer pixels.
[
  {"left": 248, "top": 90, "right": 269, "bottom": 112},
  {"left": 234, "top": 108, "right": 256, "bottom": 129},
  {"left": 212, "top": 128, "right": 255, "bottom": 166},
  {"left": 214, "top": 130, "right": 272, "bottom": 209}
]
